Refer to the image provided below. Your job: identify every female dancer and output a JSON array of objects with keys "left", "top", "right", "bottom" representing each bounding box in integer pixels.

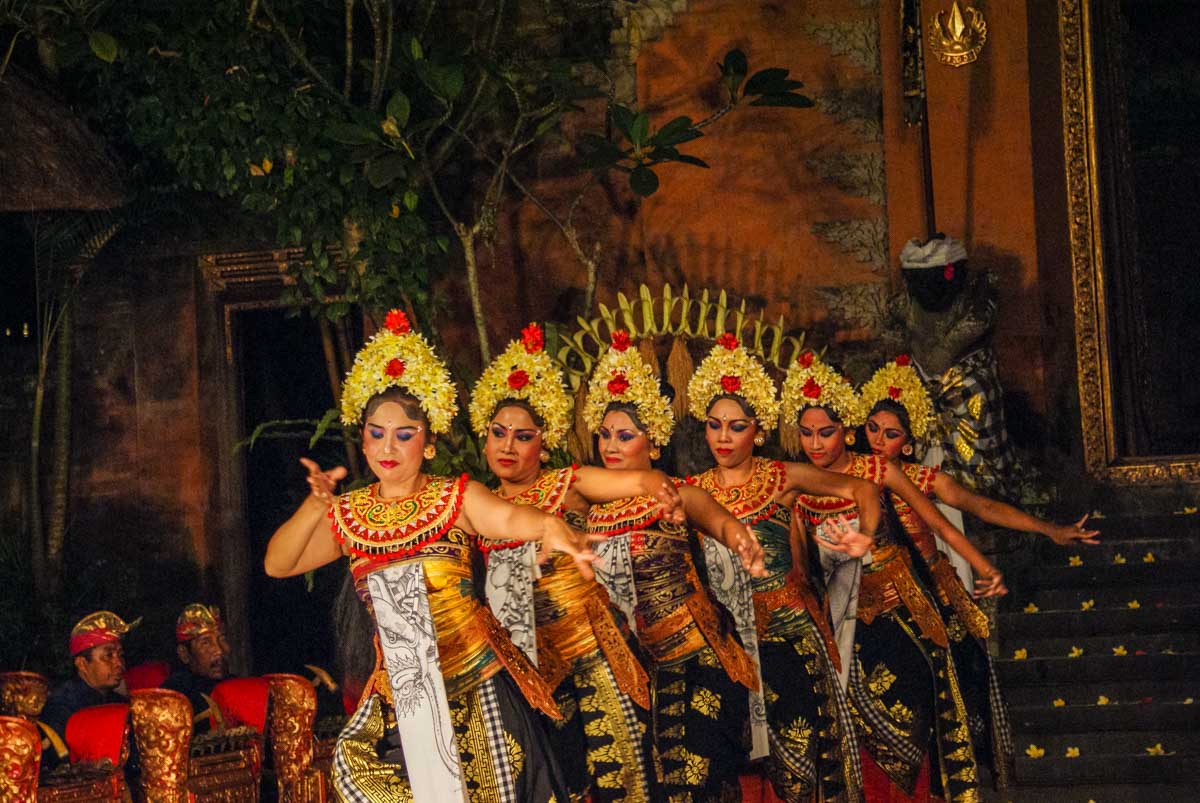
[
  {"left": 581, "top": 329, "right": 769, "bottom": 802},
  {"left": 264, "top": 310, "right": 594, "bottom": 803},
  {"left": 468, "top": 322, "right": 674, "bottom": 801},
  {"left": 858, "top": 355, "right": 1099, "bottom": 789},
  {"left": 782, "top": 349, "right": 1005, "bottom": 803},
  {"left": 684, "top": 332, "right": 876, "bottom": 802}
]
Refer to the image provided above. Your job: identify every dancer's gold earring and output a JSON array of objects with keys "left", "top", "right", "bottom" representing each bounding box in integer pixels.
[
  {"left": 844, "top": 430, "right": 856, "bottom": 446},
  {"left": 539, "top": 449, "right": 550, "bottom": 463},
  {"left": 423, "top": 444, "right": 437, "bottom": 460},
  {"left": 649, "top": 447, "right": 662, "bottom": 461},
  {"left": 901, "top": 443, "right": 914, "bottom": 456},
  {"left": 753, "top": 433, "right": 766, "bottom": 447}
]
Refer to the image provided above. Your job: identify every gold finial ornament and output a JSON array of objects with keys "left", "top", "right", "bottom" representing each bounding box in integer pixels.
[{"left": 928, "top": 2, "right": 987, "bottom": 67}]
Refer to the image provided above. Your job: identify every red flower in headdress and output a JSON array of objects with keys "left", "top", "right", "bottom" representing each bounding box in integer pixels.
[
  {"left": 802, "top": 378, "right": 822, "bottom": 399},
  {"left": 507, "top": 370, "right": 530, "bottom": 390},
  {"left": 520, "top": 323, "right": 544, "bottom": 353},
  {"left": 386, "top": 359, "right": 406, "bottom": 377},
  {"left": 797, "top": 351, "right": 815, "bottom": 368},
  {"left": 611, "top": 330, "right": 631, "bottom": 352},
  {"left": 607, "top": 373, "right": 630, "bottom": 395},
  {"left": 716, "top": 332, "right": 738, "bottom": 351},
  {"left": 943, "top": 264, "right": 955, "bottom": 281},
  {"left": 385, "top": 309, "right": 411, "bottom": 335},
  {"left": 888, "top": 386, "right": 902, "bottom": 399},
  {"left": 720, "top": 375, "right": 742, "bottom": 393},
  {"left": 895, "top": 354, "right": 911, "bottom": 366}
]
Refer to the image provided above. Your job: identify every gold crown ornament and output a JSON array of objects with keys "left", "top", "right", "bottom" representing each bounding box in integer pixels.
[
  {"left": 780, "top": 350, "right": 863, "bottom": 427},
  {"left": 928, "top": 2, "right": 987, "bottom": 68},
  {"left": 582, "top": 330, "right": 675, "bottom": 445},
  {"left": 469, "top": 323, "right": 573, "bottom": 450},
  {"left": 858, "top": 354, "right": 936, "bottom": 441},
  {"left": 687, "top": 332, "right": 781, "bottom": 431},
  {"left": 339, "top": 309, "right": 459, "bottom": 434}
]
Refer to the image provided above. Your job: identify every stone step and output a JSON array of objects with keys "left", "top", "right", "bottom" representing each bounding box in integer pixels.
[
  {"left": 997, "top": 605, "right": 1199, "bottom": 640},
  {"left": 1016, "top": 729, "right": 1199, "bottom": 756},
  {"left": 998, "top": 631, "right": 1198, "bottom": 661},
  {"left": 1012, "top": 753, "right": 1199, "bottom": 786},
  {"left": 996, "top": 652, "right": 1200, "bottom": 687},
  {"left": 1010, "top": 700, "right": 1200, "bottom": 733},
  {"left": 1013, "top": 583, "right": 1196, "bottom": 611},
  {"left": 1044, "top": 537, "right": 1197, "bottom": 565},
  {"left": 1004, "top": 679, "right": 1198, "bottom": 708},
  {"left": 1000, "top": 782, "right": 1200, "bottom": 802},
  {"left": 1009, "top": 560, "right": 1191, "bottom": 591}
]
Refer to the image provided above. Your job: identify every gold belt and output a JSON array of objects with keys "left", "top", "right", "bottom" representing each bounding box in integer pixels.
[
  {"left": 928, "top": 552, "right": 990, "bottom": 639},
  {"left": 639, "top": 590, "right": 759, "bottom": 692},
  {"left": 537, "top": 585, "right": 651, "bottom": 709},
  {"left": 857, "top": 547, "right": 949, "bottom": 648},
  {"left": 753, "top": 572, "right": 841, "bottom": 672}
]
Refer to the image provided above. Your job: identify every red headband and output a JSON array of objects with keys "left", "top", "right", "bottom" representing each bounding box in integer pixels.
[{"left": 69, "top": 629, "right": 120, "bottom": 657}]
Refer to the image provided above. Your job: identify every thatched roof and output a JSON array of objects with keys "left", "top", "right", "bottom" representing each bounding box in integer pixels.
[{"left": 0, "top": 68, "right": 125, "bottom": 212}]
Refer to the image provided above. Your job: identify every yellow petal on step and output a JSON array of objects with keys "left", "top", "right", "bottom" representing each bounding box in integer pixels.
[
  {"left": 1113, "top": 553, "right": 1127, "bottom": 564},
  {"left": 1068, "top": 555, "right": 1083, "bottom": 567},
  {"left": 1012, "top": 648, "right": 1028, "bottom": 660},
  {"left": 1143, "top": 552, "right": 1156, "bottom": 563},
  {"left": 1127, "top": 600, "right": 1140, "bottom": 609},
  {"left": 1025, "top": 744, "right": 1045, "bottom": 759},
  {"left": 1065, "top": 746, "right": 1080, "bottom": 758},
  {"left": 1146, "top": 743, "right": 1166, "bottom": 756},
  {"left": 1023, "top": 603, "right": 1039, "bottom": 613},
  {"left": 1112, "top": 645, "right": 1128, "bottom": 656},
  {"left": 1069, "top": 646, "right": 1084, "bottom": 658},
  {"left": 1096, "top": 695, "right": 1110, "bottom": 705},
  {"left": 1052, "top": 698, "right": 1066, "bottom": 707},
  {"left": 1081, "top": 599, "right": 1095, "bottom": 611}
]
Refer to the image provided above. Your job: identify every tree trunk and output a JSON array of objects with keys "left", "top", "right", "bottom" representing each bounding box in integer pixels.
[
  {"left": 44, "top": 299, "right": 71, "bottom": 600},
  {"left": 27, "top": 356, "right": 48, "bottom": 601},
  {"left": 457, "top": 224, "right": 490, "bottom": 363}
]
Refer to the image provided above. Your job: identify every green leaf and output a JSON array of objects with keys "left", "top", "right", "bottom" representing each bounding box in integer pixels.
[
  {"left": 744, "top": 68, "right": 799, "bottom": 96},
  {"left": 649, "top": 116, "right": 696, "bottom": 147},
  {"left": 629, "top": 112, "right": 649, "bottom": 147},
  {"left": 672, "top": 153, "right": 710, "bottom": 169},
  {"left": 629, "top": 165, "right": 659, "bottom": 197},
  {"left": 403, "top": 189, "right": 419, "bottom": 211},
  {"left": 611, "top": 105, "right": 636, "bottom": 141},
  {"left": 749, "top": 92, "right": 815, "bottom": 109},
  {"left": 410, "top": 37, "right": 424, "bottom": 61},
  {"left": 386, "top": 91, "right": 411, "bottom": 128},
  {"left": 577, "top": 134, "right": 624, "bottom": 170},
  {"left": 366, "top": 153, "right": 409, "bottom": 188},
  {"left": 435, "top": 235, "right": 450, "bottom": 253},
  {"left": 89, "top": 31, "right": 118, "bottom": 63},
  {"left": 428, "top": 64, "right": 465, "bottom": 100},
  {"left": 325, "top": 121, "right": 381, "bottom": 146},
  {"left": 721, "top": 49, "right": 748, "bottom": 93}
]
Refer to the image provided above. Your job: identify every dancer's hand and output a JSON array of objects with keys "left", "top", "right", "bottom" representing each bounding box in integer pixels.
[
  {"left": 728, "top": 522, "right": 767, "bottom": 578},
  {"left": 654, "top": 482, "right": 687, "bottom": 525},
  {"left": 817, "top": 514, "right": 873, "bottom": 557},
  {"left": 538, "top": 518, "right": 601, "bottom": 581},
  {"left": 973, "top": 569, "right": 1008, "bottom": 598},
  {"left": 300, "top": 457, "right": 347, "bottom": 505},
  {"left": 1046, "top": 515, "right": 1100, "bottom": 547}
]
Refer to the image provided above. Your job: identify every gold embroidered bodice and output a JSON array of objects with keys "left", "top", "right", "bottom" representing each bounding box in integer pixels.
[
  {"left": 893, "top": 463, "right": 940, "bottom": 558},
  {"left": 795, "top": 454, "right": 893, "bottom": 547},
  {"left": 332, "top": 475, "right": 555, "bottom": 711}
]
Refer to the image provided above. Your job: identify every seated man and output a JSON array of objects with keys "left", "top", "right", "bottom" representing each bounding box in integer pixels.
[
  {"left": 162, "top": 604, "right": 231, "bottom": 730},
  {"left": 41, "top": 611, "right": 137, "bottom": 768}
]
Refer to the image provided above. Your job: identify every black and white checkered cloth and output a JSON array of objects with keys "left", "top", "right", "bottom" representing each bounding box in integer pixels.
[
  {"left": 331, "top": 695, "right": 380, "bottom": 803},
  {"left": 478, "top": 677, "right": 517, "bottom": 803},
  {"left": 847, "top": 657, "right": 924, "bottom": 768}
]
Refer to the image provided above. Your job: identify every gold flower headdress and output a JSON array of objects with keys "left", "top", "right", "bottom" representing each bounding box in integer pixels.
[
  {"left": 339, "top": 309, "right": 459, "bottom": 434},
  {"left": 780, "top": 350, "right": 863, "bottom": 427},
  {"left": 582, "top": 330, "right": 675, "bottom": 445},
  {"left": 469, "top": 323, "right": 572, "bottom": 450},
  {"left": 686, "top": 332, "right": 781, "bottom": 431},
  {"left": 858, "top": 354, "right": 935, "bottom": 441}
]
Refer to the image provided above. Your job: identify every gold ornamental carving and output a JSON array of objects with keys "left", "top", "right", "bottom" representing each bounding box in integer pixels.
[
  {"left": 0, "top": 671, "right": 50, "bottom": 719},
  {"left": 928, "top": 2, "right": 987, "bottom": 67},
  {"left": 131, "top": 689, "right": 193, "bottom": 803},
  {"left": 1059, "top": 0, "right": 1200, "bottom": 484},
  {"left": 0, "top": 716, "right": 41, "bottom": 800},
  {"left": 265, "top": 674, "right": 327, "bottom": 802}
]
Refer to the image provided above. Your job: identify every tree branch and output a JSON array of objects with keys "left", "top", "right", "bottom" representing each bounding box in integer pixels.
[
  {"left": 342, "top": 0, "right": 355, "bottom": 98},
  {"left": 258, "top": 0, "right": 344, "bottom": 101}
]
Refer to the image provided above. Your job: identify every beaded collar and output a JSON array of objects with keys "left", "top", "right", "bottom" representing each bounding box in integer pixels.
[
  {"left": 587, "top": 495, "right": 664, "bottom": 537},
  {"left": 794, "top": 453, "right": 887, "bottom": 520},
  {"left": 688, "top": 458, "right": 786, "bottom": 525},
  {"left": 481, "top": 466, "right": 578, "bottom": 553},
  {"left": 330, "top": 474, "right": 468, "bottom": 559}
]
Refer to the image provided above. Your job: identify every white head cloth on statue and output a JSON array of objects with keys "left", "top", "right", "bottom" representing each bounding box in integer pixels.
[{"left": 899, "top": 235, "right": 968, "bottom": 268}]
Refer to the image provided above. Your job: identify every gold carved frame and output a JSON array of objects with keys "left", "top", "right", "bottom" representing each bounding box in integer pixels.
[{"left": 1060, "top": 0, "right": 1200, "bottom": 484}]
